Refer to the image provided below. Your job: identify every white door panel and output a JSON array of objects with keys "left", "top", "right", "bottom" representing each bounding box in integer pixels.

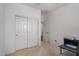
[
  {"left": 28, "top": 18, "right": 38, "bottom": 47},
  {"left": 16, "top": 16, "right": 28, "bottom": 50}
]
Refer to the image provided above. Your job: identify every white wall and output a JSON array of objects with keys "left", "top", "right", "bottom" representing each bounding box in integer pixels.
[
  {"left": 0, "top": 4, "right": 5, "bottom": 55},
  {"left": 5, "top": 3, "right": 41, "bottom": 55},
  {"left": 48, "top": 4, "right": 79, "bottom": 45}
]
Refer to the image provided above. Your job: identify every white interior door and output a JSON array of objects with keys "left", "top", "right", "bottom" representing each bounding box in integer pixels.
[
  {"left": 16, "top": 16, "right": 28, "bottom": 50},
  {"left": 28, "top": 17, "right": 38, "bottom": 48}
]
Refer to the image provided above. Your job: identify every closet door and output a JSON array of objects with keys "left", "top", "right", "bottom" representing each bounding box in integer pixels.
[
  {"left": 28, "top": 17, "right": 38, "bottom": 48},
  {"left": 16, "top": 16, "right": 28, "bottom": 50}
]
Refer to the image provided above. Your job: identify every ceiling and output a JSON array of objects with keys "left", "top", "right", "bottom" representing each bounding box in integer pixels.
[{"left": 23, "top": 3, "right": 68, "bottom": 12}]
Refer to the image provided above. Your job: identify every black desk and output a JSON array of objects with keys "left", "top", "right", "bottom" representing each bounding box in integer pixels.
[{"left": 59, "top": 45, "right": 77, "bottom": 55}]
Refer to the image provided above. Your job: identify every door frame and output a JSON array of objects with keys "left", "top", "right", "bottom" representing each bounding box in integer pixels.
[{"left": 15, "top": 15, "right": 39, "bottom": 52}]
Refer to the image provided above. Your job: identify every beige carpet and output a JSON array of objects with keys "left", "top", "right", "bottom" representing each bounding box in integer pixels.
[{"left": 7, "top": 42, "right": 60, "bottom": 56}]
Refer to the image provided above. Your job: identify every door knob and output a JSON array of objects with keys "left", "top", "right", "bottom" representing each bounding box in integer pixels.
[{"left": 16, "top": 34, "right": 18, "bottom": 36}]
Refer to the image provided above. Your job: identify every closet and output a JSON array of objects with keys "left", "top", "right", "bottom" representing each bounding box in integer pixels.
[{"left": 16, "top": 16, "right": 39, "bottom": 50}]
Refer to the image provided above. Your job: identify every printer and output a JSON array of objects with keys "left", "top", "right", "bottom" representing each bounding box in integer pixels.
[{"left": 64, "top": 37, "right": 79, "bottom": 49}]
